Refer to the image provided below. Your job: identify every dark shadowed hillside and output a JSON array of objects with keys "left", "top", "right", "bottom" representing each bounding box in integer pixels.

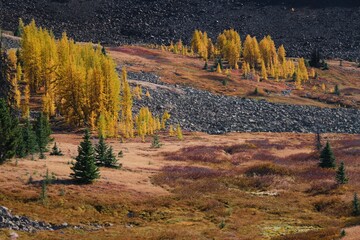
[{"left": 1, "top": 0, "right": 360, "bottom": 59}]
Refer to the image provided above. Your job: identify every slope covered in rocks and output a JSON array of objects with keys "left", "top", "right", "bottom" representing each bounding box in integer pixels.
[
  {"left": 2, "top": 0, "right": 360, "bottom": 59},
  {"left": 129, "top": 72, "right": 360, "bottom": 134}
]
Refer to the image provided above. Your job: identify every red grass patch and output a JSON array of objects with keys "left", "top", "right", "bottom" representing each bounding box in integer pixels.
[
  {"left": 244, "top": 162, "right": 291, "bottom": 177},
  {"left": 163, "top": 146, "right": 229, "bottom": 163}
]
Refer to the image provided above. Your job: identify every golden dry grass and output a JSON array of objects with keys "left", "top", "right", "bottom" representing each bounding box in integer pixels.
[
  {"left": 0, "top": 132, "right": 359, "bottom": 239},
  {"left": 109, "top": 46, "right": 360, "bottom": 108}
]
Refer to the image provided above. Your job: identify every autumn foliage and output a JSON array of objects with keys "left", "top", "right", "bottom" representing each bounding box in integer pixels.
[{"left": 10, "top": 19, "right": 170, "bottom": 139}]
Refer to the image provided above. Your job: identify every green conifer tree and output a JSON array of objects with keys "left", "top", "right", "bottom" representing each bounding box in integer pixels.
[
  {"left": 336, "top": 161, "right": 348, "bottom": 184},
  {"left": 95, "top": 135, "right": 108, "bottom": 166},
  {"left": 34, "top": 113, "right": 52, "bottom": 159},
  {"left": 151, "top": 134, "right": 162, "bottom": 148},
  {"left": 334, "top": 85, "right": 340, "bottom": 96},
  {"left": 95, "top": 135, "right": 120, "bottom": 168},
  {"left": 319, "top": 141, "right": 336, "bottom": 168},
  {"left": 50, "top": 142, "right": 63, "bottom": 156},
  {"left": 17, "top": 119, "right": 37, "bottom": 158},
  {"left": 71, "top": 129, "right": 100, "bottom": 184},
  {"left": 0, "top": 98, "right": 19, "bottom": 164},
  {"left": 105, "top": 146, "right": 120, "bottom": 169},
  {"left": 353, "top": 193, "right": 360, "bottom": 216}
]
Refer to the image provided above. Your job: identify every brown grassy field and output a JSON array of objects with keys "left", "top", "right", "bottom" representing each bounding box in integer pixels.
[
  {"left": 109, "top": 46, "right": 360, "bottom": 109},
  {"left": 0, "top": 131, "right": 359, "bottom": 239}
]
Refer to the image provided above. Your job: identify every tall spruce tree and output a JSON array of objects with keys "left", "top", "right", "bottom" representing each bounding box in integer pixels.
[
  {"left": 17, "top": 119, "right": 37, "bottom": 158},
  {"left": 34, "top": 113, "right": 52, "bottom": 158},
  {"left": 0, "top": 98, "right": 20, "bottom": 164},
  {"left": 336, "top": 161, "right": 348, "bottom": 184},
  {"left": 319, "top": 141, "right": 336, "bottom": 168},
  {"left": 71, "top": 129, "right": 100, "bottom": 183}
]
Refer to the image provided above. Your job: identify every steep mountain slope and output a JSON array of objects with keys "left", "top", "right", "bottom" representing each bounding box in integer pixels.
[{"left": 1, "top": 0, "right": 360, "bottom": 59}]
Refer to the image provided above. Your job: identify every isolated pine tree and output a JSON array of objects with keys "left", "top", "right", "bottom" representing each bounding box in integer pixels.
[
  {"left": 319, "top": 141, "right": 336, "bottom": 168},
  {"left": 34, "top": 113, "right": 52, "bottom": 158},
  {"left": 353, "top": 193, "right": 360, "bottom": 216},
  {"left": 71, "top": 129, "right": 100, "bottom": 183},
  {"left": 334, "top": 85, "right": 340, "bottom": 96},
  {"left": 151, "top": 134, "right": 162, "bottom": 148},
  {"left": 336, "top": 161, "right": 348, "bottom": 184},
  {"left": 0, "top": 98, "right": 19, "bottom": 164}
]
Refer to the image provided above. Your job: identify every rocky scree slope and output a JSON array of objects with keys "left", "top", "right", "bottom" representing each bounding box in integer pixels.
[
  {"left": 1, "top": 0, "right": 360, "bottom": 60},
  {"left": 129, "top": 72, "right": 360, "bottom": 134}
]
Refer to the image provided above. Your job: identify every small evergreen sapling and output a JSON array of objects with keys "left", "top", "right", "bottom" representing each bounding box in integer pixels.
[
  {"left": 105, "top": 146, "right": 121, "bottom": 169},
  {"left": 334, "top": 85, "right": 340, "bottom": 96},
  {"left": 353, "top": 193, "right": 360, "bottom": 216},
  {"left": 319, "top": 141, "right": 336, "bottom": 168},
  {"left": 336, "top": 161, "right": 348, "bottom": 185},
  {"left": 95, "top": 135, "right": 121, "bottom": 168},
  {"left": 151, "top": 134, "right": 162, "bottom": 148},
  {"left": 50, "top": 142, "right": 63, "bottom": 156}
]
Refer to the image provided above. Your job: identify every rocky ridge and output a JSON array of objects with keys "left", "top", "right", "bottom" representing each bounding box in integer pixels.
[{"left": 2, "top": 0, "right": 360, "bottom": 60}]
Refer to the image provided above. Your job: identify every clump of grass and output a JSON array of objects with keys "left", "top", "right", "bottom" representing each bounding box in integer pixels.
[
  {"left": 306, "top": 180, "right": 338, "bottom": 195},
  {"left": 152, "top": 166, "right": 222, "bottom": 187},
  {"left": 223, "top": 143, "right": 257, "bottom": 154},
  {"left": 163, "top": 146, "right": 226, "bottom": 163},
  {"left": 244, "top": 163, "right": 291, "bottom": 177}
]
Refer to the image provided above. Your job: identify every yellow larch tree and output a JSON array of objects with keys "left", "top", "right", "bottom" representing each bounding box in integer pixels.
[
  {"left": 120, "top": 67, "right": 134, "bottom": 138},
  {"left": 261, "top": 60, "right": 268, "bottom": 80},
  {"left": 277, "top": 45, "right": 286, "bottom": 64},
  {"left": 176, "top": 124, "right": 183, "bottom": 140},
  {"left": 169, "top": 125, "right": 175, "bottom": 136},
  {"left": 161, "top": 111, "right": 171, "bottom": 129},
  {"left": 6, "top": 49, "right": 21, "bottom": 109},
  {"left": 243, "top": 35, "right": 261, "bottom": 68},
  {"left": 216, "top": 29, "right": 241, "bottom": 68}
]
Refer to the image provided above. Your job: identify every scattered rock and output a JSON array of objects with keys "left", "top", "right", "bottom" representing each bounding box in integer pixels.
[{"left": 0, "top": 206, "right": 66, "bottom": 232}]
